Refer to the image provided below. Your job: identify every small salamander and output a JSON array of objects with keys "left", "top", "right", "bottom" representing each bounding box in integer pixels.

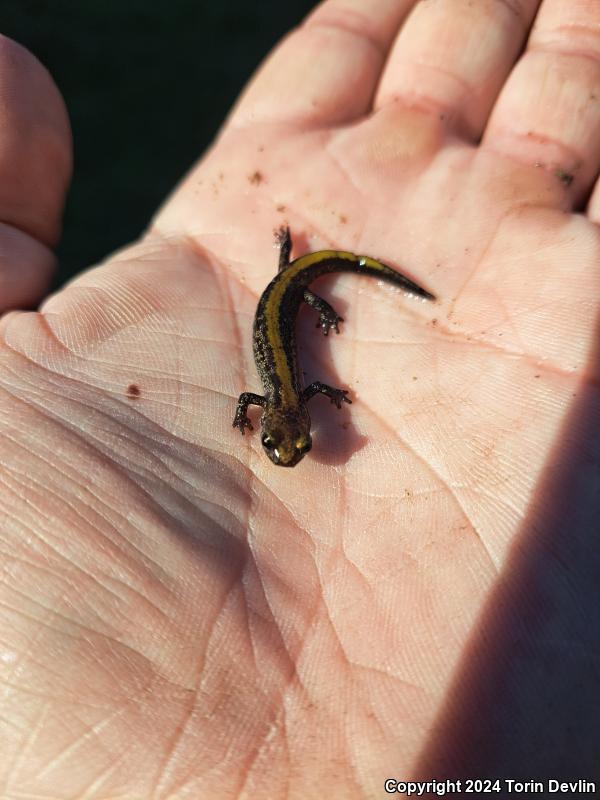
[{"left": 233, "top": 228, "right": 435, "bottom": 467}]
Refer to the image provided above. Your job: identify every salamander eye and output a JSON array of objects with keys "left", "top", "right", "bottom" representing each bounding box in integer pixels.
[
  {"left": 261, "top": 434, "right": 276, "bottom": 450},
  {"left": 295, "top": 437, "right": 312, "bottom": 454}
]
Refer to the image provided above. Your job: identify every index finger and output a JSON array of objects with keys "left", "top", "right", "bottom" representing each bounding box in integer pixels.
[{"left": 228, "top": 1, "right": 415, "bottom": 128}]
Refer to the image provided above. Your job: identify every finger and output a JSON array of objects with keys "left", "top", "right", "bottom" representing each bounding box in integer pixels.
[
  {"left": 376, "top": 0, "right": 541, "bottom": 139},
  {"left": 588, "top": 175, "right": 600, "bottom": 226},
  {"left": 0, "top": 35, "right": 71, "bottom": 310},
  {"left": 484, "top": 0, "right": 600, "bottom": 206},
  {"left": 0, "top": 223, "right": 61, "bottom": 310},
  {"left": 229, "top": 0, "right": 415, "bottom": 128}
]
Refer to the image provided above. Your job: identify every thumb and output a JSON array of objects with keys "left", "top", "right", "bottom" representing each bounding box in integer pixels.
[{"left": 0, "top": 34, "right": 71, "bottom": 311}]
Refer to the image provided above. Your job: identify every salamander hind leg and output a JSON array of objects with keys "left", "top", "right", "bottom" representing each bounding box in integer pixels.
[
  {"left": 233, "top": 392, "right": 266, "bottom": 434},
  {"left": 275, "top": 226, "right": 292, "bottom": 272},
  {"left": 302, "top": 382, "right": 352, "bottom": 408},
  {"left": 304, "top": 291, "right": 344, "bottom": 336}
]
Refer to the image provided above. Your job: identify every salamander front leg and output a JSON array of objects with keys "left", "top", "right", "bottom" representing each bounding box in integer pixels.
[
  {"left": 303, "top": 291, "right": 344, "bottom": 336},
  {"left": 233, "top": 392, "right": 266, "bottom": 434},
  {"left": 302, "top": 382, "right": 352, "bottom": 408}
]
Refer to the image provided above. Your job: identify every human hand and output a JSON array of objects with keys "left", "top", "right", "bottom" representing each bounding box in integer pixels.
[{"left": 2, "top": 1, "right": 599, "bottom": 796}]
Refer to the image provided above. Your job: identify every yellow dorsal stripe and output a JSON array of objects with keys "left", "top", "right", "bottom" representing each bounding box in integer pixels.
[{"left": 262, "top": 251, "right": 385, "bottom": 404}]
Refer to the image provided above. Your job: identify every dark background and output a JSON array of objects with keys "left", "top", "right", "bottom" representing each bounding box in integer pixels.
[{"left": 4, "top": 1, "right": 316, "bottom": 288}]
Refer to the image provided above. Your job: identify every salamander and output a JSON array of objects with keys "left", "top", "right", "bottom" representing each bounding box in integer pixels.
[{"left": 233, "top": 227, "right": 435, "bottom": 467}]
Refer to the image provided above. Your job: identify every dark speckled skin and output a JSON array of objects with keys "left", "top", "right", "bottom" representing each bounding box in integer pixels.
[{"left": 233, "top": 228, "right": 435, "bottom": 467}]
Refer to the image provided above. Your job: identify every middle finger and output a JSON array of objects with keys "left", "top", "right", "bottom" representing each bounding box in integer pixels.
[{"left": 376, "top": 0, "right": 541, "bottom": 140}]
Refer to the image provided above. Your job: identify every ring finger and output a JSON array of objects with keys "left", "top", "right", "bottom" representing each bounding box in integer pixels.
[{"left": 484, "top": 0, "right": 600, "bottom": 208}]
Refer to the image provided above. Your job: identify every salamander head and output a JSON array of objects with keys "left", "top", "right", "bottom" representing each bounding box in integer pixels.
[{"left": 260, "top": 407, "right": 312, "bottom": 467}]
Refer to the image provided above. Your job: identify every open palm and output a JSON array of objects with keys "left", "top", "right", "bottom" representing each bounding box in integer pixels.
[{"left": 2, "top": 2, "right": 599, "bottom": 797}]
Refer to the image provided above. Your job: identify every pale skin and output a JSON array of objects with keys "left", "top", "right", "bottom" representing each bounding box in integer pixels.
[{"left": 1, "top": 0, "right": 599, "bottom": 796}]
